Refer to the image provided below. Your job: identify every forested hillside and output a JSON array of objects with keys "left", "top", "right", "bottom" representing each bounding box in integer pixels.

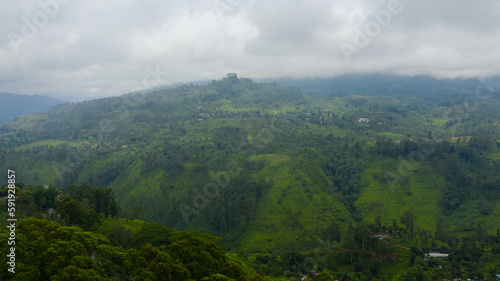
[
  {"left": 1, "top": 74, "right": 500, "bottom": 280},
  {"left": 0, "top": 184, "right": 270, "bottom": 280}
]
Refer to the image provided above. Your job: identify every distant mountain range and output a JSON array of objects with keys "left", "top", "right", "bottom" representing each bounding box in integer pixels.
[{"left": 0, "top": 92, "right": 65, "bottom": 123}]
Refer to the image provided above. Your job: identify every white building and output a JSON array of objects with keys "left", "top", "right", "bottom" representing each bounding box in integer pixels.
[{"left": 425, "top": 252, "right": 449, "bottom": 259}]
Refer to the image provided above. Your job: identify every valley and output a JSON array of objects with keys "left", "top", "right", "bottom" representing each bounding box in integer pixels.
[{"left": 1, "top": 74, "right": 500, "bottom": 280}]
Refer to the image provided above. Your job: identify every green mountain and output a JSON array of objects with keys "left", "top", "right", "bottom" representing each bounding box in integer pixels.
[
  {"left": 0, "top": 184, "right": 270, "bottom": 280},
  {"left": 0, "top": 92, "right": 65, "bottom": 123},
  {"left": 1, "top": 74, "right": 500, "bottom": 279}
]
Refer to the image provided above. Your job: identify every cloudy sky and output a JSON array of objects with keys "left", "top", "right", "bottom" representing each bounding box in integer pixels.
[{"left": 1, "top": 0, "right": 499, "bottom": 100}]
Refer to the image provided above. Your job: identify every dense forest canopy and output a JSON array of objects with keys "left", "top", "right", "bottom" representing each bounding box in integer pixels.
[{"left": 1, "top": 74, "right": 500, "bottom": 280}]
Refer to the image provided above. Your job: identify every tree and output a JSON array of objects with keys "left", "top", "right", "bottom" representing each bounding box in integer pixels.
[
  {"left": 348, "top": 223, "right": 372, "bottom": 251},
  {"left": 400, "top": 211, "right": 416, "bottom": 237},
  {"left": 168, "top": 231, "right": 227, "bottom": 280},
  {"left": 59, "top": 196, "right": 85, "bottom": 226},
  {"left": 375, "top": 216, "right": 382, "bottom": 231},
  {"left": 282, "top": 252, "right": 305, "bottom": 272},
  {"left": 316, "top": 272, "right": 334, "bottom": 281},
  {"left": 50, "top": 265, "right": 107, "bottom": 281},
  {"left": 108, "top": 221, "right": 133, "bottom": 248},
  {"left": 58, "top": 196, "right": 100, "bottom": 229},
  {"left": 391, "top": 219, "right": 399, "bottom": 236},
  {"left": 435, "top": 219, "right": 449, "bottom": 242},
  {"left": 30, "top": 185, "right": 60, "bottom": 211},
  {"left": 201, "top": 274, "right": 235, "bottom": 281},
  {"left": 324, "top": 224, "right": 342, "bottom": 242},
  {"left": 469, "top": 136, "right": 496, "bottom": 152}
]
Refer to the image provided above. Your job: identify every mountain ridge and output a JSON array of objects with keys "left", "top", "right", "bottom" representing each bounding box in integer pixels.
[
  {"left": 0, "top": 91, "right": 66, "bottom": 123},
  {"left": 1, "top": 75, "right": 499, "bottom": 255}
]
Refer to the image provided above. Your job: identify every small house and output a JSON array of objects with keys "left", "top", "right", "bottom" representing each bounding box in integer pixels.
[
  {"left": 358, "top": 118, "right": 370, "bottom": 123},
  {"left": 372, "top": 233, "right": 391, "bottom": 239}
]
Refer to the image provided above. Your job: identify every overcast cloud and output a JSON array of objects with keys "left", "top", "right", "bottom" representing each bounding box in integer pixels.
[{"left": 1, "top": 0, "right": 499, "bottom": 100}]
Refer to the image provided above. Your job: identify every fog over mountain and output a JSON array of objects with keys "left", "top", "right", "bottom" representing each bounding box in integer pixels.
[{"left": 1, "top": 0, "right": 499, "bottom": 100}]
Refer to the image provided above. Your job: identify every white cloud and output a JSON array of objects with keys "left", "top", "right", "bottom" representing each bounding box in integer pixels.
[{"left": 0, "top": 0, "right": 499, "bottom": 99}]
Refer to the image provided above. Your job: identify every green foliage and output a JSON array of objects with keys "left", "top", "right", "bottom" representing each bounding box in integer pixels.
[
  {"left": 1, "top": 75, "right": 500, "bottom": 280},
  {"left": 201, "top": 274, "right": 235, "bottom": 281},
  {"left": 169, "top": 231, "right": 227, "bottom": 279},
  {"left": 107, "top": 221, "right": 133, "bottom": 248},
  {"left": 400, "top": 211, "right": 417, "bottom": 236},
  {"left": 129, "top": 222, "right": 176, "bottom": 249},
  {"left": 316, "top": 272, "right": 334, "bottom": 281},
  {"left": 0, "top": 217, "right": 262, "bottom": 280}
]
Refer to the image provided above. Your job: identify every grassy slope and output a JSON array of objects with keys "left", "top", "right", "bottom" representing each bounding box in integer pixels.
[
  {"left": 356, "top": 153, "right": 500, "bottom": 235},
  {"left": 447, "top": 195, "right": 500, "bottom": 236},
  {"left": 355, "top": 156, "right": 447, "bottom": 232},
  {"left": 235, "top": 154, "right": 353, "bottom": 253},
  {"left": 96, "top": 217, "right": 147, "bottom": 235}
]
